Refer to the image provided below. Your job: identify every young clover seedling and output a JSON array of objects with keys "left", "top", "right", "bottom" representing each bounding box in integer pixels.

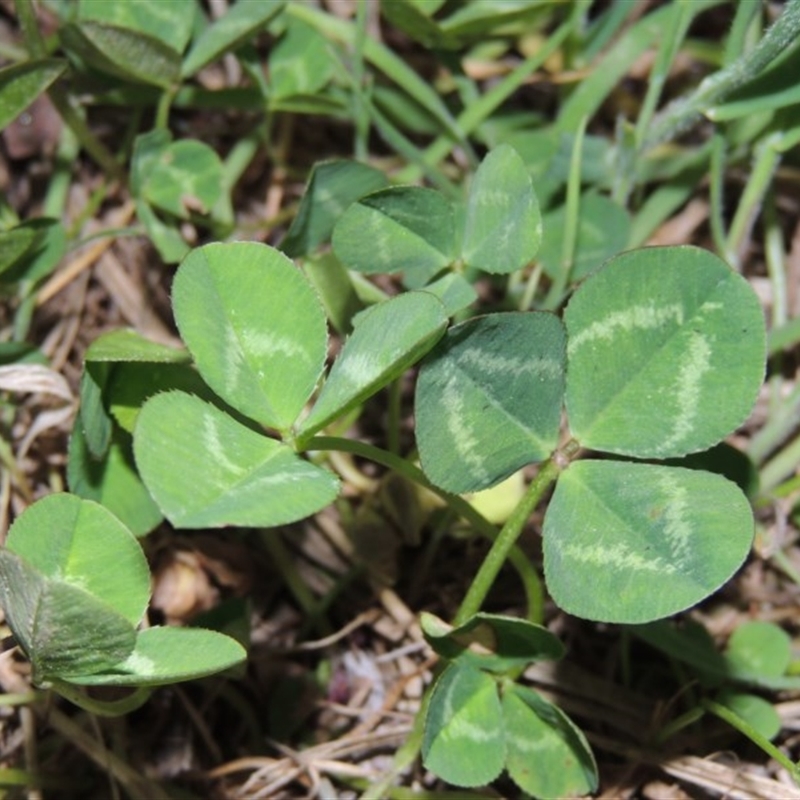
[
  {"left": 0, "top": 494, "right": 244, "bottom": 704},
  {"left": 420, "top": 612, "right": 597, "bottom": 797}
]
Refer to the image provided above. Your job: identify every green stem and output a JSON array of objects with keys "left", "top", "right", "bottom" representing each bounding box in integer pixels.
[
  {"left": 646, "top": 0, "right": 800, "bottom": 147},
  {"left": 49, "top": 681, "right": 152, "bottom": 717},
  {"left": 454, "top": 451, "right": 565, "bottom": 626},
  {"left": 655, "top": 705, "right": 705, "bottom": 744},
  {"left": 725, "top": 132, "right": 782, "bottom": 268},
  {"left": 307, "top": 436, "right": 545, "bottom": 623},
  {"left": 633, "top": 0, "right": 695, "bottom": 150},
  {"left": 702, "top": 697, "right": 800, "bottom": 783}
]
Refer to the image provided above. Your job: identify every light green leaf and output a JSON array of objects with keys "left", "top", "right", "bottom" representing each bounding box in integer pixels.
[
  {"left": 539, "top": 193, "right": 630, "bottom": 282},
  {"left": 59, "top": 21, "right": 181, "bottom": 88},
  {"left": 716, "top": 690, "right": 781, "bottom": 741},
  {"left": 724, "top": 621, "right": 791, "bottom": 680},
  {"left": 708, "top": 40, "right": 800, "bottom": 121},
  {"left": 0, "top": 59, "right": 65, "bottom": 133},
  {"left": 502, "top": 684, "right": 598, "bottom": 799},
  {"left": 461, "top": 144, "right": 541, "bottom": 274},
  {"left": 543, "top": 461, "right": 754, "bottom": 623},
  {"left": 421, "top": 272, "right": 477, "bottom": 316},
  {"left": 106, "top": 362, "right": 210, "bottom": 433},
  {"left": 565, "top": 246, "right": 766, "bottom": 458},
  {"left": 141, "top": 140, "right": 225, "bottom": 219},
  {"left": 5, "top": 494, "right": 150, "bottom": 626},
  {"left": 298, "top": 291, "right": 447, "bottom": 439},
  {"left": 78, "top": 363, "right": 113, "bottom": 458},
  {"left": 269, "top": 18, "right": 336, "bottom": 100},
  {"left": 332, "top": 186, "right": 455, "bottom": 288},
  {"left": 134, "top": 392, "right": 339, "bottom": 528},
  {"left": 422, "top": 663, "right": 505, "bottom": 787},
  {"left": 0, "top": 550, "right": 136, "bottom": 686},
  {"left": 134, "top": 200, "right": 189, "bottom": 264},
  {"left": 78, "top": 0, "right": 195, "bottom": 53},
  {"left": 63, "top": 626, "right": 246, "bottom": 686},
  {"left": 281, "top": 160, "right": 388, "bottom": 258},
  {"left": 172, "top": 242, "right": 328, "bottom": 432},
  {"left": 416, "top": 312, "right": 565, "bottom": 493},
  {"left": 181, "top": 1, "right": 285, "bottom": 78},
  {"left": 67, "top": 426, "right": 163, "bottom": 538},
  {"left": 301, "top": 251, "right": 364, "bottom": 335},
  {"left": 421, "top": 612, "right": 564, "bottom": 673},
  {"left": 86, "top": 329, "right": 189, "bottom": 364}
]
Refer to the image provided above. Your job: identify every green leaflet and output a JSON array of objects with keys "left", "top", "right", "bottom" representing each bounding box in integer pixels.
[
  {"left": 298, "top": 291, "right": 448, "bottom": 439},
  {"left": 461, "top": 144, "right": 541, "bottom": 274},
  {"left": 543, "top": 460, "right": 754, "bottom": 623},
  {"left": 565, "top": 246, "right": 765, "bottom": 458},
  {"left": 5, "top": 494, "right": 150, "bottom": 626},
  {"left": 171, "top": 242, "right": 328, "bottom": 433},
  {"left": 422, "top": 663, "right": 505, "bottom": 788},
  {"left": 135, "top": 392, "right": 339, "bottom": 528},
  {"left": 62, "top": 626, "right": 246, "bottom": 686},
  {"left": 416, "top": 312, "right": 565, "bottom": 493}
]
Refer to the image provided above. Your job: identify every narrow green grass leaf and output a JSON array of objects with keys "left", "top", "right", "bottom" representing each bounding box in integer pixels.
[
  {"left": 709, "top": 38, "right": 800, "bottom": 120},
  {"left": 565, "top": 246, "right": 766, "bottom": 458},
  {"left": 332, "top": 186, "right": 455, "bottom": 287},
  {"left": 0, "top": 551, "right": 136, "bottom": 686},
  {"left": 172, "top": 242, "right": 328, "bottom": 432},
  {"left": 422, "top": 663, "right": 505, "bottom": 788},
  {"left": 281, "top": 160, "right": 388, "bottom": 258},
  {"left": 461, "top": 144, "right": 541, "bottom": 274},
  {"left": 543, "top": 461, "right": 754, "bottom": 623},
  {"left": 181, "top": 1, "right": 285, "bottom": 78},
  {"left": 63, "top": 626, "right": 246, "bottom": 686},
  {"left": 416, "top": 312, "right": 565, "bottom": 493},
  {"left": 135, "top": 392, "right": 339, "bottom": 528},
  {"left": 0, "top": 59, "right": 65, "bottom": 132},
  {"left": 298, "top": 291, "right": 447, "bottom": 439},
  {"left": 59, "top": 22, "right": 181, "bottom": 88},
  {"left": 502, "top": 684, "right": 598, "bottom": 799},
  {"left": 5, "top": 494, "right": 150, "bottom": 626}
]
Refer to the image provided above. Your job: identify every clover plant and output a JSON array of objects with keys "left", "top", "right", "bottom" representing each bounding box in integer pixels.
[
  {"left": 0, "top": 493, "right": 244, "bottom": 713},
  {"left": 0, "top": 144, "right": 767, "bottom": 795}
]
